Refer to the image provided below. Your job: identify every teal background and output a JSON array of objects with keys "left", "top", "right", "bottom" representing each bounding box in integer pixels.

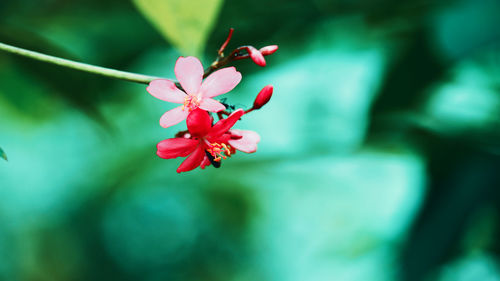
[{"left": 1, "top": 0, "right": 500, "bottom": 280}]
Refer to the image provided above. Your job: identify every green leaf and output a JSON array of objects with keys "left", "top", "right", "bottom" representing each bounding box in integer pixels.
[
  {"left": 132, "top": 0, "right": 224, "bottom": 56},
  {"left": 0, "top": 147, "right": 7, "bottom": 161}
]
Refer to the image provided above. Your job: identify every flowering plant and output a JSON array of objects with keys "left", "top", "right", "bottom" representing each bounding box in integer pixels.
[
  {"left": 0, "top": 28, "right": 275, "bottom": 171},
  {"left": 148, "top": 29, "right": 277, "bottom": 173}
]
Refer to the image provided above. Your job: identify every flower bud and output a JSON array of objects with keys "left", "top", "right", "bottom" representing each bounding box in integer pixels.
[
  {"left": 259, "top": 45, "right": 278, "bottom": 56},
  {"left": 253, "top": 85, "right": 273, "bottom": 109},
  {"left": 248, "top": 46, "right": 266, "bottom": 67}
]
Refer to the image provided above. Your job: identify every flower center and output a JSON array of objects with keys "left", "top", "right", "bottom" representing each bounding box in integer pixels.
[
  {"left": 206, "top": 142, "right": 232, "bottom": 162},
  {"left": 181, "top": 95, "right": 200, "bottom": 112}
]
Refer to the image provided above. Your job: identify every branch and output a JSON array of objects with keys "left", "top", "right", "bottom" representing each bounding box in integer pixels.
[
  {"left": 0, "top": 29, "right": 276, "bottom": 85},
  {"left": 0, "top": 42, "right": 161, "bottom": 84}
]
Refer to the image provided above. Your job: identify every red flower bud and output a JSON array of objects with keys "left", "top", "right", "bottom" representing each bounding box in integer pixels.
[
  {"left": 248, "top": 46, "right": 266, "bottom": 67},
  {"left": 259, "top": 45, "right": 278, "bottom": 56},
  {"left": 253, "top": 85, "right": 273, "bottom": 109}
]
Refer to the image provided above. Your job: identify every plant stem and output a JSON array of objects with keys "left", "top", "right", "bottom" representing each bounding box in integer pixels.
[{"left": 0, "top": 42, "right": 160, "bottom": 84}]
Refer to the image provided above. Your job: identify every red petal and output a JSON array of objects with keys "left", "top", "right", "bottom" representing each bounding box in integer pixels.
[
  {"left": 176, "top": 146, "right": 205, "bottom": 173},
  {"left": 200, "top": 156, "right": 211, "bottom": 169},
  {"left": 207, "top": 109, "right": 245, "bottom": 140},
  {"left": 248, "top": 46, "right": 266, "bottom": 67},
  {"left": 253, "top": 85, "right": 273, "bottom": 110},
  {"left": 259, "top": 45, "right": 278, "bottom": 56},
  {"left": 186, "top": 108, "right": 212, "bottom": 138},
  {"left": 156, "top": 138, "right": 198, "bottom": 159}
]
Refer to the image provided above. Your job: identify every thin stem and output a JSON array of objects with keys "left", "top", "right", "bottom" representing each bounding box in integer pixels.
[
  {"left": 216, "top": 110, "right": 230, "bottom": 120},
  {"left": 203, "top": 47, "right": 241, "bottom": 78},
  {"left": 0, "top": 42, "right": 161, "bottom": 84},
  {"left": 218, "top": 28, "right": 234, "bottom": 55}
]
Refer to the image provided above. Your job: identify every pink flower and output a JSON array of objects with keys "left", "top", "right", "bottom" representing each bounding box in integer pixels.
[
  {"left": 157, "top": 108, "right": 260, "bottom": 173},
  {"left": 147, "top": 56, "right": 242, "bottom": 128}
]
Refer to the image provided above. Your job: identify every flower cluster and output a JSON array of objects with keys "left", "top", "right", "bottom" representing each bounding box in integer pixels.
[{"left": 146, "top": 30, "right": 276, "bottom": 173}]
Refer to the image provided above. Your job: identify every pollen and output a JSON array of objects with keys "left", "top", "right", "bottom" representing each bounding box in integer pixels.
[
  {"left": 181, "top": 95, "right": 201, "bottom": 112},
  {"left": 207, "top": 142, "right": 232, "bottom": 162}
]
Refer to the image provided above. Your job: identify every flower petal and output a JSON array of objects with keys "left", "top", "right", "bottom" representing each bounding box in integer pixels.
[
  {"left": 199, "top": 67, "right": 242, "bottom": 98},
  {"left": 199, "top": 98, "right": 226, "bottom": 112},
  {"left": 259, "top": 45, "right": 278, "bottom": 56},
  {"left": 252, "top": 85, "right": 273, "bottom": 109},
  {"left": 248, "top": 46, "right": 266, "bottom": 67},
  {"left": 175, "top": 56, "right": 204, "bottom": 95},
  {"left": 146, "top": 79, "right": 186, "bottom": 103},
  {"left": 156, "top": 138, "right": 198, "bottom": 159},
  {"left": 157, "top": 148, "right": 193, "bottom": 159},
  {"left": 159, "top": 106, "right": 190, "bottom": 128},
  {"left": 228, "top": 129, "right": 260, "bottom": 153},
  {"left": 186, "top": 108, "right": 212, "bottom": 137},
  {"left": 177, "top": 146, "right": 205, "bottom": 173},
  {"left": 207, "top": 109, "right": 245, "bottom": 140},
  {"left": 200, "top": 156, "right": 211, "bottom": 169}
]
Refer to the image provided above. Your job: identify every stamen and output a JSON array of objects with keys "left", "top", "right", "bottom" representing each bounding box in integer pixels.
[
  {"left": 206, "top": 142, "right": 232, "bottom": 162},
  {"left": 221, "top": 143, "right": 231, "bottom": 157},
  {"left": 182, "top": 95, "right": 201, "bottom": 112},
  {"left": 205, "top": 150, "right": 221, "bottom": 168}
]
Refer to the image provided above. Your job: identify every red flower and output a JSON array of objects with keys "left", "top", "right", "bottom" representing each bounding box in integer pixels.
[
  {"left": 157, "top": 108, "right": 259, "bottom": 173},
  {"left": 248, "top": 46, "right": 266, "bottom": 67},
  {"left": 252, "top": 85, "right": 273, "bottom": 110},
  {"left": 246, "top": 45, "right": 279, "bottom": 67}
]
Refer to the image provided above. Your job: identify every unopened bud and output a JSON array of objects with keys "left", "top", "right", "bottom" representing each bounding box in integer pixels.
[
  {"left": 248, "top": 46, "right": 266, "bottom": 67},
  {"left": 259, "top": 45, "right": 278, "bottom": 56},
  {"left": 253, "top": 85, "right": 273, "bottom": 109}
]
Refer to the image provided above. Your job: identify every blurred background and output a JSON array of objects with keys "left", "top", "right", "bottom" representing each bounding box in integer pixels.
[{"left": 1, "top": 0, "right": 500, "bottom": 280}]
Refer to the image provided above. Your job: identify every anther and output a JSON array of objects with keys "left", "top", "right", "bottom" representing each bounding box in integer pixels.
[{"left": 182, "top": 95, "right": 201, "bottom": 112}]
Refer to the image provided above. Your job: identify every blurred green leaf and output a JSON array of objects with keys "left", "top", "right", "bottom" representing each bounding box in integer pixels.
[
  {"left": 0, "top": 147, "right": 7, "bottom": 161},
  {"left": 132, "top": 0, "right": 223, "bottom": 56}
]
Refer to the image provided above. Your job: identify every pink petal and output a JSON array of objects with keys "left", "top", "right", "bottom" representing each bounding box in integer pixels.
[
  {"left": 175, "top": 56, "right": 204, "bottom": 95},
  {"left": 199, "top": 67, "right": 242, "bottom": 98},
  {"left": 207, "top": 109, "right": 245, "bottom": 140},
  {"left": 156, "top": 138, "right": 198, "bottom": 159},
  {"left": 177, "top": 146, "right": 205, "bottom": 173},
  {"left": 146, "top": 79, "right": 186, "bottom": 103},
  {"left": 199, "top": 98, "right": 226, "bottom": 112},
  {"left": 228, "top": 129, "right": 260, "bottom": 153},
  {"left": 186, "top": 108, "right": 212, "bottom": 137},
  {"left": 159, "top": 106, "right": 190, "bottom": 128}
]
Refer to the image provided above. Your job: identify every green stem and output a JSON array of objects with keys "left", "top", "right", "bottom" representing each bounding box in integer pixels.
[{"left": 0, "top": 42, "right": 160, "bottom": 84}]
